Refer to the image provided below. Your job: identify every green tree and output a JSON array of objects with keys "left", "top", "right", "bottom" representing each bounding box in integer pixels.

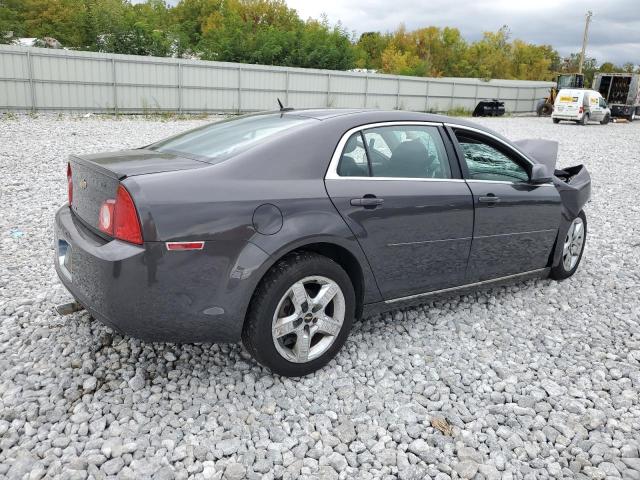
[
  {"left": 354, "top": 31, "right": 390, "bottom": 70},
  {"left": 0, "top": 0, "right": 25, "bottom": 42}
]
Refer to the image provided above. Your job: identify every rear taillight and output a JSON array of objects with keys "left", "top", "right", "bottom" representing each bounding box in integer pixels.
[
  {"left": 579, "top": 106, "right": 584, "bottom": 114},
  {"left": 67, "top": 162, "right": 73, "bottom": 206},
  {"left": 97, "top": 185, "right": 143, "bottom": 245}
]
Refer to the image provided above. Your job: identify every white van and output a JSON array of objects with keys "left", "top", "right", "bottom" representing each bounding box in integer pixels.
[{"left": 552, "top": 89, "right": 611, "bottom": 125}]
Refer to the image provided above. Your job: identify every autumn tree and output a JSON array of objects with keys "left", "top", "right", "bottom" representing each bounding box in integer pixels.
[{"left": 0, "top": 0, "right": 631, "bottom": 80}]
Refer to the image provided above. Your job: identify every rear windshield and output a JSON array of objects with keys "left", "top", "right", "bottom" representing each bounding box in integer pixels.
[{"left": 149, "top": 114, "right": 313, "bottom": 162}]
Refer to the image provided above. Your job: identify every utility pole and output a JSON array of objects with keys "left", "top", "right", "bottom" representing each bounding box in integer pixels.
[{"left": 578, "top": 11, "right": 593, "bottom": 74}]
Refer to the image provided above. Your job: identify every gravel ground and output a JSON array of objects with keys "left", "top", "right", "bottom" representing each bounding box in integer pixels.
[{"left": 0, "top": 114, "right": 639, "bottom": 480}]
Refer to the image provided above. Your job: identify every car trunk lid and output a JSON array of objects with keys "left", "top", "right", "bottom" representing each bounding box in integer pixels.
[{"left": 69, "top": 149, "right": 208, "bottom": 234}]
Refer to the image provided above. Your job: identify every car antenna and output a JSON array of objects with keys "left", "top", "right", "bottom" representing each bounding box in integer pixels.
[{"left": 277, "top": 98, "right": 294, "bottom": 112}]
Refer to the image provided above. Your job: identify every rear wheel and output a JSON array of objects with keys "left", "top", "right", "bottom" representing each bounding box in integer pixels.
[
  {"left": 579, "top": 113, "right": 589, "bottom": 125},
  {"left": 242, "top": 252, "right": 355, "bottom": 376},
  {"left": 550, "top": 211, "right": 587, "bottom": 280}
]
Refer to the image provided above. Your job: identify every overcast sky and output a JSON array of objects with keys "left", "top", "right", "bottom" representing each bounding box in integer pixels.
[{"left": 286, "top": 0, "right": 640, "bottom": 65}]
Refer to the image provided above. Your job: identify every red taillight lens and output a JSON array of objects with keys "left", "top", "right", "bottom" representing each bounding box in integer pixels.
[
  {"left": 579, "top": 106, "right": 584, "bottom": 114},
  {"left": 98, "top": 185, "right": 143, "bottom": 245},
  {"left": 67, "top": 162, "right": 73, "bottom": 206},
  {"left": 114, "top": 185, "right": 143, "bottom": 245}
]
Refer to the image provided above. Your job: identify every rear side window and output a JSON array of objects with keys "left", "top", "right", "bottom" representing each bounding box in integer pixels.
[
  {"left": 150, "top": 114, "right": 313, "bottom": 162},
  {"left": 455, "top": 131, "right": 529, "bottom": 183},
  {"left": 337, "top": 132, "right": 369, "bottom": 177},
  {"left": 336, "top": 125, "right": 451, "bottom": 179},
  {"left": 364, "top": 125, "right": 451, "bottom": 179}
]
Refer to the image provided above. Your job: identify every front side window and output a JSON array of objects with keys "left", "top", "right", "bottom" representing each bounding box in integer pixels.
[
  {"left": 455, "top": 131, "right": 529, "bottom": 183},
  {"left": 363, "top": 125, "right": 451, "bottom": 179}
]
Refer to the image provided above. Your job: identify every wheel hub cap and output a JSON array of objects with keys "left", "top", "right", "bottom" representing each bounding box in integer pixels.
[
  {"left": 562, "top": 217, "right": 584, "bottom": 271},
  {"left": 271, "top": 276, "right": 345, "bottom": 364}
]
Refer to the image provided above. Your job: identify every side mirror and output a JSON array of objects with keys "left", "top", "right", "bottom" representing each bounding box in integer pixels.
[{"left": 530, "top": 164, "right": 552, "bottom": 184}]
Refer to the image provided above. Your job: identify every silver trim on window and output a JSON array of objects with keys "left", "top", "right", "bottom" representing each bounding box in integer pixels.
[
  {"left": 466, "top": 179, "right": 555, "bottom": 187},
  {"left": 324, "top": 120, "right": 555, "bottom": 188},
  {"left": 444, "top": 123, "right": 535, "bottom": 166}
]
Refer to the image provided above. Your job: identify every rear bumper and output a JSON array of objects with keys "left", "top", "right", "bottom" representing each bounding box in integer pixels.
[
  {"left": 551, "top": 113, "right": 580, "bottom": 120},
  {"left": 54, "top": 205, "right": 268, "bottom": 342}
]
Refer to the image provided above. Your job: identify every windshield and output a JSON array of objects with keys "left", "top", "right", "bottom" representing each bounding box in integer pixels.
[{"left": 149, "top": 114, "right": 313, "bottom": 162}]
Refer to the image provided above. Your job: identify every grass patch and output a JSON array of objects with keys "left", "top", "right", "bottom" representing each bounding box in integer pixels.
[
  {"left": 445, "top": 107, "right": 472, "bottom": 117},
  {"left": 1, "top": 111, "right": 18, "bottom": 120}
]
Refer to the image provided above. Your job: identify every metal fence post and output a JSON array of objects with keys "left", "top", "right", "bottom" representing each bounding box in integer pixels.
[
  {"left": 285, "top": 70, "right": 290, "bottom": 106},
  {"left": 26, "top": 51, "right": 36, "bottom": 112},
  {"left": 449, "top": 82, "right": 455, "bottom": 111},
  {"left": 364, "top": 74, "right": 369, "bottom": 108},
  {"left": 424, "top": 81, "right": 430, "bottom": 112},
  {"left": 177, "top": 63, "right": 182, "bottom": 114},
  {"left": 111, "top": 58, "right": 118, "bottom": 114},
  {"left": 237, "top": 67, "right": 242, "bottom": 114}
]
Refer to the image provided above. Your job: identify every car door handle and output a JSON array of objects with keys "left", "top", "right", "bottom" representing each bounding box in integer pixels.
[
  {"left": 478, "top": 195, "right": 501, "bottom": 203},
  {"left": 351, "top": 196, "right": 384, "bottom": 208}
]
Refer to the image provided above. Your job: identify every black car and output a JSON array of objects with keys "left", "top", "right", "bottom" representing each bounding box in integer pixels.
[{"left": 54, "top": 109, "right": 590, "bottom": 376}]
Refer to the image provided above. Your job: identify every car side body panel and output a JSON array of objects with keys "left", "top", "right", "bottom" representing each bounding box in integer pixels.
[
  {"left": 325, "top": 178, "right": 474, "bottom": 299},
  {"left": 462, "top": 182, "right": 561, "bottom": 282},
  {"left": 54, "top": 109, "right": 591, "bottom": 344}
]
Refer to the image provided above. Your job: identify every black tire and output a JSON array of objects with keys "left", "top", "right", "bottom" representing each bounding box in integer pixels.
[
  {"left": 553, "top": 118, "right": 561, "bottom": 124},
  {"left": 539, "top": 103, "right": 553, "bottom": 116},
  {"left": 628, "top": 112, "right": 636, "bottom": 122},
  {"left": 600, "top": 114, "right": 610, "bottom": 125},
  {"left": 579, "top": 113, "right": 589, "bottom": 125},
  {"left": 242, "top": 251, "right": 355, "bottom": 377},
  {"left": 550, "top": 211, "right": 587, "bottom": 280}
]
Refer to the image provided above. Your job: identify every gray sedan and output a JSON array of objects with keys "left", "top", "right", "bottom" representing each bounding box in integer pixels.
[{"left": 54, "top": 109, "right": 590, "bottom": 376}]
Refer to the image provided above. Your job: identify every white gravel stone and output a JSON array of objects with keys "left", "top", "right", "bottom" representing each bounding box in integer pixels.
[{"left": 1, "top": 114, "right": 639, "bottom": 479}]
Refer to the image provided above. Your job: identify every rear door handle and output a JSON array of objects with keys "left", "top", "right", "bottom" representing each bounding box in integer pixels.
[
  {"left": 351, "top": 196, "right": 384, "bottom": 208},
  {"left": 478, "top": 195, "right": 501, "bottom": 203}
]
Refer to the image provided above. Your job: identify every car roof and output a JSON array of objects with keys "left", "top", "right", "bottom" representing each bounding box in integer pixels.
[
  {"left": 557, "top": 88, "right": 600, "bottom": 96},
  {"left": 280, "top": 108, "right": 451, "bottom": 123},
  {"left": 277, "top": 108, "right": 509, "bottom": 142}
]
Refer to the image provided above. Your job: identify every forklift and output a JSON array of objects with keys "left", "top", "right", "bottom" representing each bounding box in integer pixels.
[{"left": 536, "top": 73, "right": 585, "bottom": 116}]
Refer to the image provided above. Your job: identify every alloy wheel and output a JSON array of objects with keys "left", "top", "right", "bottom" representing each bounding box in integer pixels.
[
  {"left": 562, "top": 217, "right": 585, "bottom": 271},
  {"left": 271, "top": 276, "right": 345, "bottom": 363}
]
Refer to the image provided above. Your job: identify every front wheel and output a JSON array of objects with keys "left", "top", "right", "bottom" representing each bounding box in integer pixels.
[
  {"left": 600, "top": 114, "right": 610, "bottom": 125},
  {"left": 553, "top": 118, "right": 561, "bottom": 124},
  {"left": 550, "top": 211, "right": 587, "bottom": 280},
  {"left": 242, "top": 252, "right": 355, "bottom": 376}
]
